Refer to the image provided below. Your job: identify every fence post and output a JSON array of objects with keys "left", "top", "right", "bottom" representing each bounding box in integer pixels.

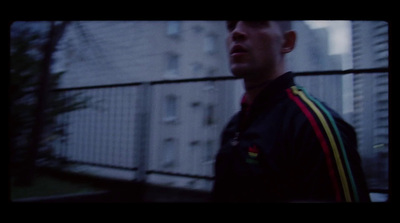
[{"left": 134, "top": 83, "right": 152, "bottom": 182}]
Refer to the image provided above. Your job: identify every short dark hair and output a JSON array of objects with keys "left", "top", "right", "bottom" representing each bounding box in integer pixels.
[{"left": 275, "top": 21, "right": 292, "bottom": 33}]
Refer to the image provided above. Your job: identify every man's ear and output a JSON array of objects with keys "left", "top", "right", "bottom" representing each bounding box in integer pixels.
[{"left": 282, "top": 30, "right": 296, "bottom": 54}]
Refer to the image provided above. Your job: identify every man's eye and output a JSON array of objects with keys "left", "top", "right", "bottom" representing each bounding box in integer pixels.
[{"left": 226, "top": 21, "right": 238, "bottom": 31}]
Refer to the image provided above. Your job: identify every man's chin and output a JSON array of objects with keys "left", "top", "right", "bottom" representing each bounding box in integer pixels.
[{"left": 231, "top": 66, "right": 255, "bottom": 79}]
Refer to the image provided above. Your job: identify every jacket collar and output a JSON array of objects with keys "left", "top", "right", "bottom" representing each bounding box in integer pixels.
[
  {"left": 242, "top": 72, "right": 295, "bottom": 110},
  {"left": 238, "top": 72, "right": 295, "bottom": 131}
]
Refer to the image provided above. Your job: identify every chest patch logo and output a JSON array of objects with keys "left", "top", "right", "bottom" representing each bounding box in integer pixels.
[{"left": 246, "top": 145, "right": 260, "bottom": 164}]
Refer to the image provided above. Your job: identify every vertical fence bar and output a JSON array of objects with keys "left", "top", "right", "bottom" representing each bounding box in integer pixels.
[{"left": 134, "top": 83, "right": 152, "bottom": 182}]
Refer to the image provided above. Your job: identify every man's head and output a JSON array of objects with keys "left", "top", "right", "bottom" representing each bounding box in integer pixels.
[{"left": 226, "top": 21, "right": 296, "bottom": 81}]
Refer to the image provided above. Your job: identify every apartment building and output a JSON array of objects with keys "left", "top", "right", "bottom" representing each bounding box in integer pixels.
[
  {"left": 351, "top": 21, "right": 389, "bottom": 189},
  {"left": 52, "top": 21, "right": 241, "bottom": 190}
]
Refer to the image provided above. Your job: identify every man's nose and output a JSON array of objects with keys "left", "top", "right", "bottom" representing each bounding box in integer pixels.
[{"left": 231, "top": 21, "right": 247, "bottom": 42}]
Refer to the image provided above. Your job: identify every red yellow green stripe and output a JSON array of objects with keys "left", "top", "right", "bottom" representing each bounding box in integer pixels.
[
  {"left": 286, "top": 87, "right": 342, "bottom": 201},
  {"left": 248, "top": 152, "right": 258, "bottom": 157},
  {"left": 286, "top": 86, "right": 356, "bottom": 202},
  {"left": 298, "top": 86, "right": 359, "bottom": 202}
]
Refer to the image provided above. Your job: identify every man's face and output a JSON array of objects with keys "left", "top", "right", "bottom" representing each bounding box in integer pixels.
[{"left": 226, "top": 21, "right": 285, "bottom": 80}]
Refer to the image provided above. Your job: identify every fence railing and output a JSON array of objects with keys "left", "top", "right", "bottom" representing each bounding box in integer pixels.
[{"left": 50, "top": 67, "right": 389, "bottom": 192}]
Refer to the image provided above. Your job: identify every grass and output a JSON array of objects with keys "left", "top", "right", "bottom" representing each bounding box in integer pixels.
[{"left": 10, "top": 173, "right": 106, "bottom": 201}]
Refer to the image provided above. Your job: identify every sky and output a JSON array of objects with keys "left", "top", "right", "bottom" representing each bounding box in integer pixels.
[
  {"left": 305, "top": 20, "right": 352, "bottom": 55},
  {"left": 305, "top": 21, "right": 354, "bottom": 114}
]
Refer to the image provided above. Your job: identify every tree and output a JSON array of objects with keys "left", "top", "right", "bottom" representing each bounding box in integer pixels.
[{"left": 9, "top": 21, "right": 89, "bottom": 185}]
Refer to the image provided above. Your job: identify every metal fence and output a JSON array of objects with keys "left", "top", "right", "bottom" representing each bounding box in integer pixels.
[
  {"left": 50, "top": 68, "right": 389, "bottom": 193},
  {"left": 54, "top": 85, "right": 139, "bottom": 171}
]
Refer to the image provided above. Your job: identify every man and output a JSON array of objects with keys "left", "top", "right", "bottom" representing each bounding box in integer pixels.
[{"left": 212, "top": 21, "right": 370, "bottom": 202}]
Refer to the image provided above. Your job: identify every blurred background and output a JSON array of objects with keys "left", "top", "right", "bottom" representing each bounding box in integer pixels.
[{"left": 9, "top": 20, "right": 389, "bottom": 202}]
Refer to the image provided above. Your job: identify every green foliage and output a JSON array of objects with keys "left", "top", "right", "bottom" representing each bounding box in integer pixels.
[
  {"left": 10, "top": 173, "right": 105, "bottom": 200},
  {"left": 9, "top": 22, "right": 90, "bottom": 176}
]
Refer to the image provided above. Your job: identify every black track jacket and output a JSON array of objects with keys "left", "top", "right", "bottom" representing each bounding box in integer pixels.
[{"left": 212, "top": 72, "right": 370, "bottom": 202}]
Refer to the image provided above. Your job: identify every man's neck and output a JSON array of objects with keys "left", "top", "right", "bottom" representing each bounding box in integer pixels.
[
  {"left": 243, "top": 70, "right": 285, "bottom": 104},
  {"left": 244, "top": 79, "right": 271, "bottom": 105}
]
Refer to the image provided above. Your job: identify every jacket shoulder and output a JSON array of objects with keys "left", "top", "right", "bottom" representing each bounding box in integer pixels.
[{"left": 285, "top": 86, "right": 369, "bottom": 202}]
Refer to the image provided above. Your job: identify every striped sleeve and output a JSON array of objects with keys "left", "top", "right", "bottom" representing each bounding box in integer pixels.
[{"left": 286, "top": 86, "right": 360, "bottom": 202}]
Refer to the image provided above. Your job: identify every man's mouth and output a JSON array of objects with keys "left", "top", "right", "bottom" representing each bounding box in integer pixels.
[{"left": 230, "top": 45, "right": 248, "bottom": 56}]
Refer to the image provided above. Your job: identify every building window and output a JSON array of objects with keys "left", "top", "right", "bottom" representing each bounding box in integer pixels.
[
  {"left": 166, "top": 53, "right": 179, "bottom": 77},
  {"left": 204, "top": 104, "right": 216, "bottom": 126},
  {"left": 204, "top": 34, "right": 217, "bottom": 54},
  {"left": 204, "top": 140, "right": 214, "bottom": 162},
  {"left": 162, "top": 138, "right": 176, "bottom": 168},
  {"left": 187, "top": 140, "right": 200, "bottom": 175},
  {"left": 167, "top": 21, "right": 181, "bottom": 37},
  {"left": 164, "top": 95, "right": 178, "bottom": 123},
  {"left": 205, "top": 68, "right": 217, "bottom": 89},
  {"left": 192, "top": 24, "right": 203, "bottom": 33},
  {"left": 192, "top": 62, "right": 203, "bottom": 76}
]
